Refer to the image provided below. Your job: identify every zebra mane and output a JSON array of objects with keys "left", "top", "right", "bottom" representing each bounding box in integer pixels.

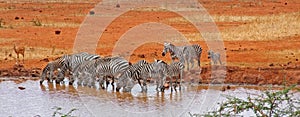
[{"left": 154, "top": 59, "right": 167, "bottom": 65}]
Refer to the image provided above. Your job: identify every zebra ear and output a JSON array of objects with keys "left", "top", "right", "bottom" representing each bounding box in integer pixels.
[{"left": 164, "top": 42, "right": 170, "bottom": 46}]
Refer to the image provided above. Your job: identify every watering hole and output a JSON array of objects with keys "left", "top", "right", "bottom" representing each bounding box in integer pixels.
[{"left": 0, "top": 77, "right": 295, "bottom": 116}]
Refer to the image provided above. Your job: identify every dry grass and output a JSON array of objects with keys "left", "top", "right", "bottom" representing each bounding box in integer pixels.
[
  {"left": 1, "top": 21, "right": 81, "bottom": 28},
  {"left": 0, "top": 0, "right": 100, "bottom": 3},
  {"left": 0, "top": 38, "right": 20, "bottom": 43},
  {"left": 265, "top": 50, "right": 300, "bottom": 61},
  {"left": 222, "top": 12, "right": 300, "bottom": 41},
  {"left": 0, "top": 46, "right": 69, "bottom": 61},
  {"left": 163, "top": 12, "right": 300, "bottom": 41}
]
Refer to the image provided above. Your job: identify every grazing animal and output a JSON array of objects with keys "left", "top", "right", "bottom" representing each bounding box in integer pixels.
[
  {"left": 116, "top": 60, "right": 148, "bottom": 92},
  {"left": 95, "top": 56, "right": 129, "bottom": 89},
  {"left": 13, "top": 44, "right": 25, "bottom": 63},
  {"left": 207, "top": 50, "right": 222, "bottom": 65},
  {"left": 40, "top": 60, "right": 61, "bottom": 84},
  {"left": 130, "top": 59, "right": 167, "bottom": 92},
  {"left": 71, "top": 58, "right": 101, "bottom": 87},
  {"left": 56, "top": 52, "right": 100, "bottom": 84}
]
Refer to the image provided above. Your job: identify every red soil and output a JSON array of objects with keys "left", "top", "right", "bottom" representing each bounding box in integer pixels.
[{"left": 0, "top": 0, "right": 299, "bottom": 85}]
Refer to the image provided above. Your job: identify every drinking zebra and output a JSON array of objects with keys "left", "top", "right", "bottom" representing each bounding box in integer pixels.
[
  {"left": 71, "top": 58, "right": 101, "bottom": 87},
  {"left": 40, "top": 59, "right": 62, "bottom": 84},
  {"left": 130, "top": 59, "right": 167, "bottom": 92},
  {"left": 96, "top": 56, "right": 130, "bottom": 89},
  {"left": 56, "top": 52, "right": 100, "bottom": 84},
  {"left": 116, "top": 60, "right": 148, "bottom": 92},
  {"left": 207, "top": 50, "right": 222, "bottom": 65}
]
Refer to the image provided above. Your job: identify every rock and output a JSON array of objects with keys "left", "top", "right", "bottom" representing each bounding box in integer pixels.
[
  {"left": 137, "top": 54, "right": 145, "bottom": 58},
  {"left": 226, "top": 85, "right": 231, "bottom": 90},
  {"left": 116, "top": 3, "right": 120, "bottom": 8},
  {"left": 89, "top": 11, "right": 95, "bottom": 15},
  {"left": 40, "top": 58, "right": 49, "bottom": 62},
  {"left": 18, "top": 86, "right": 25, "bottom": 90},
  {"left": 55, "top": 30, "right": 61, "bottom": 35}
]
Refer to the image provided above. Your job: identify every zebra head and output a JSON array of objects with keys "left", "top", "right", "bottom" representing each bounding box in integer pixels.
[
  {"left": 116, "top": 73, "right": 135, "bottom": 92},
  {"left": 152, "top": 59, "right": 168, "bottom": 73},
  {"left": 207, "top": 50, "right": 214, "bottom": 59},
  {"left": 162, "top": 42, "right": 172, "bottom": 56}
]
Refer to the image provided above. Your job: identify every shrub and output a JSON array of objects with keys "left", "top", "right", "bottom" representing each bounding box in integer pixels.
[{"left": 191, "top": 85, "right": 300, "bottom": 117}]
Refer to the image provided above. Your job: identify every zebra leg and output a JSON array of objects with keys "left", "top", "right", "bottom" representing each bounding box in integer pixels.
[
  {"left": 142, "top": 78, "right": 147, "bottom": 92},
  {"left": 174, "top": 76, "right": 178, "bottom": 92},
  {"left": 197, "top": 58, "right": 201, "bottom": 68},
  {"left": 155, "top": 78, "right": 159, "bottom": 92},
  {"left": 160, "top": 76, "right": 166, "bottom": 92},
  {"left": 105, "top": 76, "right": 110, "bottom": 89},
  {"left": 190, "top": 58, "right": 195, "bottom": 69},
  {"left": 99, "top": 77, "right": 105, "bottom": 89},
  {"left": 179, "top": 69, "right": 183, "bottom": 91},
  {"left": 111, "top": 76, "right": 115, "bottom": 89},
  {"left": 186, "top": 58, "right": 190, "bottom": 71},
  {"left": 170, "top": 76, "right": 173, "bottom": 92},
  {"left": 138, "top": 79, "right": 143, "bottom": 90},
  {"left": 219, "top": 58, "right": 222, "bottom": 65}
]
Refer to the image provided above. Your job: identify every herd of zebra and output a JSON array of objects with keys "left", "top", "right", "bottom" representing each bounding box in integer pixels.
[{"left": 39, "top": 42, "right": 222, "bottom": 92}]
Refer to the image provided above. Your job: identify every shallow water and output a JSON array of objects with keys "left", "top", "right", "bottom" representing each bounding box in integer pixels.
[{"left": 0, "top": 78, "right": 296, "bottom": 117}]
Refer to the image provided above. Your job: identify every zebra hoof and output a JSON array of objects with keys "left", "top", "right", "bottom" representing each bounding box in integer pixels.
[
  {"left": 39, "top": 81, "right": 43, "bottom": 85},
  {"left": 69, "top": 82, "right": 73, "bottom": 85}
]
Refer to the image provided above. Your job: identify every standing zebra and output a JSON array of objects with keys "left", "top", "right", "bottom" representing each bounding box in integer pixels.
[
  {"left": 162, "top": 42, "right": 185, "bottom": 64},
  {"left": 208, "top": 50, "right": 222, "bottom": 65},
  {"left": 164, "top": 61, "right": 185, "bottom": 92},
  {"left": 162, "top": 42, "right": 202, "bottom": 70},
  {"left": 183, "top": 44, "right": 202, "bottom": 70},
  {"left": 56, "top": 52, "right": 100, "bottom": 84},
  {"left": 40, "top": 59, "right": 62, "bottom": 84},
  {"left": 116, "top": 60, "right": 148, "bottom": 92},
  {"left": 96, "top": 56, "right": 129, "bottom": 89}
]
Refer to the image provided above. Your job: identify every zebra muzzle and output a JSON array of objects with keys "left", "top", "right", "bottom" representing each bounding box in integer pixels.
[{"left": 116, "top": 87, "right": 120, "bottom": 92}]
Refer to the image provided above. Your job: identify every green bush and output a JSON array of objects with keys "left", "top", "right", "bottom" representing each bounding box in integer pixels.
[
  {"left": 52, "top": 106, "right": 77, "bottom": 117},
  {"left": 190, "top": 85, "right": 300, "bottom": 117}
]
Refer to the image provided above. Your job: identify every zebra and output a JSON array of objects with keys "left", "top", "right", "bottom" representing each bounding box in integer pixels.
[
  {"left": 162, "top": 42, "right": 185, "bottom": 64},
  {"left": 164, "top": 61, "right": 185, "bottom": 92},
  {"left": 56, "top": 52, "right": 100, "bottom": 84},
  {"left": 71, "top": 58, "right": 101, "bottom": 87},
  {"left": 130, "top": 59, "right": 167, "bottom": 92},
  {"left": 116, "top": 60, "right": 148, "bottom": 92},
  {"left": 207, "top": 50, "right": 222, "bottom": 65},
  {"left": 95, "top": 56, "right": 130, "bottom": 89},
  {"left": 162, "top": 42, "right": 202, "bottom": 70},
  {"left": 40, "top": 59, "right": 62, "bottom": 84},
  {"left": 183, "top": 44, "right": 202, "bottom": 70}
]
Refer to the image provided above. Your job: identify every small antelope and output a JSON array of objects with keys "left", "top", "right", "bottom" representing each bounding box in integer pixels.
[{"left": 13, "top": 44, "right": 25, "bottom": 63}]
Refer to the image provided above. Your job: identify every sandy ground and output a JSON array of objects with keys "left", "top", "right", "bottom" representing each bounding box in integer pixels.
[{"left": 0, "top": 0, "right": 299, "bottom": 85}]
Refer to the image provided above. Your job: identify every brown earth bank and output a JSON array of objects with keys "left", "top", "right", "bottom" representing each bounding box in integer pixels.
[{"left": 0, "top": 0, "right": 299, "bottom": 85}]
